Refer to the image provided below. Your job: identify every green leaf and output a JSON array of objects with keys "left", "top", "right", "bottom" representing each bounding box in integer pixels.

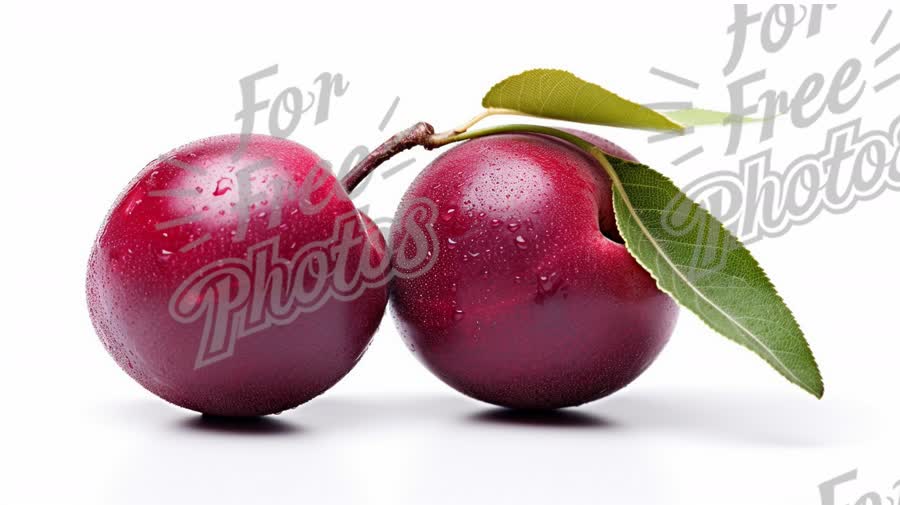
[
  {"left": 596, "top": 153, "right": 824, "bottom": 398},
  {"left": 663, "top": 108, "right": 766, "bottom": 127},
  {"left": 482, "top": 69, "right": 683, "bottom": 132}
]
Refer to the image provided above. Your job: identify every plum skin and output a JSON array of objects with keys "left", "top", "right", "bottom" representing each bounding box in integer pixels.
[
  {"left": 389, "top": 131, "right": 679, "bottom": 409},
  {"left": 87, "top": 134, "right": 387, "bottom": 416}
]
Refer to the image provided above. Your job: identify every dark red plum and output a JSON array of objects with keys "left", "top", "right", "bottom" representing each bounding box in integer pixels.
[
  {"left": 87, "top": 134, "right": 388, "bottom": 416},
  {"left": 389, "top": 131, "right": 679, "bottom": 409}
]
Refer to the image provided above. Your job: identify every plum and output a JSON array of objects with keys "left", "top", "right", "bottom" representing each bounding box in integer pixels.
[
  {"left": 87, "top": 134, "right": 388, "bottom": 416},
  {"left": 389, "top": 131, "right": 679, "bottom": 409}
]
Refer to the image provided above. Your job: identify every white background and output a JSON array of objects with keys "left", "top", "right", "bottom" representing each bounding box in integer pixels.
[{"left": 2, "top": 2, "right": 899, "bottom": 504}]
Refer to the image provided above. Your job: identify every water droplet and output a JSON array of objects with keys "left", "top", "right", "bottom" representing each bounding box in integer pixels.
[
  {"left": 441, "top": 206, "right": 458, "bottom": 222},
  {"left": 467, "top": 250, "right": 481, "bottom": 258},
  {"left": 507, "top": 221, "right": 520, "bottom": 232},
  {"left": 453, "top": 308, "right": 465, "bottom": 321},
  {"left": 514, "top": 235, "right": 528, "bottom": 249},
  {"left": 541, "top": 272, "right": 557, "bottom": 291},
  {"left": 195, "top": 186, "right": 204, "bottom": 194},
  {"left": 213, "top": 178, "right": 233, "bottom": 196},
  {"left": 535, "top": 272, "right": 565, "bottom": 305},
  {"left": 446, "top": 237, "right": 458, "bottom": 249},
  {"left": 123, "top": 196, "right": 143, "bottom": 216},
  {"left": 490, "top": 219, "right": 502, "bottom": 227}
]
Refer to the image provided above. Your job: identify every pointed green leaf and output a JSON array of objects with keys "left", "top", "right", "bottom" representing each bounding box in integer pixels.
[
  {"left": 598, "top": 154, "right": 824, "bottom": 398},
  {"left": 482, "top": 69, "right": 684, "bottom": 132}
]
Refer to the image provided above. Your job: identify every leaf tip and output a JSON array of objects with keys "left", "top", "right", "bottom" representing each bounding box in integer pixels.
[{"left": 809, "top": 374, "right": 825, "bottom": 399}]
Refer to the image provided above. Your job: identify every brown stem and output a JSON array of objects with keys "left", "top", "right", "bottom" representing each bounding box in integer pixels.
[{"left": 341, "top": 121, "right": 435, "bottom": 193}]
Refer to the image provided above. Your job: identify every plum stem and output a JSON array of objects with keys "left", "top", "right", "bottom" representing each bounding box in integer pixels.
[
  {"left": 341, "top": 121, "right": 611, "bottom": 194},
  {"left": 341, "top": 109, "right": 535, "bottom": 193},
  {"left": 340, "top": 121, "right": 435, "bottom": 193},
  {"left": 427, "top": 124, "right": 598, "bottom": 153},
  {"left": 450, "top": 107, "right": 531, "bottom": 134}
]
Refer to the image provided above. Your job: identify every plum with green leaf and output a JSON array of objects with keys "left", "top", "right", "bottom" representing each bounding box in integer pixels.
[{"left": 346, "top": 69, "right": 823, "bottom": 409}]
